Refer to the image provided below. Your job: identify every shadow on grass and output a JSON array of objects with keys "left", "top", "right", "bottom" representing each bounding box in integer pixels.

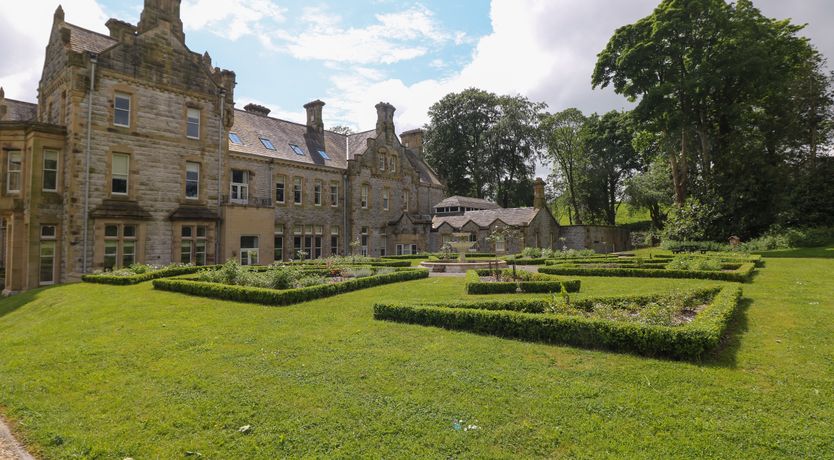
[
  {"left": 755, "top": 246, "right": 834, "bottom": 259},
  {"left": 701, "top": 297, "right": 752, "bottom": 369},
  {"left": 0, "top": 286, "right": 58, "bottom": 320}
]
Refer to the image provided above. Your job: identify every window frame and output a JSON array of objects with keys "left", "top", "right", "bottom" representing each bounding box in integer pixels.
[
  {"left": 39, "top": 225, "right": 58, "bottom": 286},
  {"left": 6, "top": 150, "right": 22, "bottom": 194},
  {"left": 230, "top": 169, "right": 249, "bottom": 204},
  {"left": 260, "top": 138, "right": 276, "bottom": 150},
  {"left": 186, "top": 107, "right": 201, "bottom": 139},
  {"left": 111, "top": 152, "right": 130, "bottom": 196},
  {"left": 185, "top": 161, "right": 200, "bottom": 200},
  {"left": 239, "top": 235, "right": 259, "bottom": 266},
  {"left": 229, "top": 132, "right": 243, "bottom": 145},
  {"left": 360, "top": 184, "right": 369, "bottom": 209},
  {"left": 114, "top": 92, "right": 131, "bottom": 128},
  {"left": 330, "top": 182, "right": 339, "bottom": 207},
  {"left": 293, "top": 177, "right": 303, "bottom": 205},
  {"left": 42, "top": 149, "right": 59, "bottom": 192},
  {"left": 314, "top": 180, "right": 322, "bottom": 206},
  {"left": 275, "top": 175, "right": 286, "bottom": 204},
  {"left": 383, "top": 189, "right": 389, "bottom": 211}
]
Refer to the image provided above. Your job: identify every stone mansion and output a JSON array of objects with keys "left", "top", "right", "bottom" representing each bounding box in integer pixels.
[{"left": 0, "top": 0, "right": 628, "bottom": 292}]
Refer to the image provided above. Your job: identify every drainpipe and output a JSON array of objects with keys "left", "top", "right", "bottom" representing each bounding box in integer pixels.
[
  {"left": 216, "top": 88, "right": 225, "bottom": 263},
  {"left": 82, "top": 52, "right": 97, "bottom": 274},
  {"left": 343, "top": 173, "right": 349, "bottom": 256}
]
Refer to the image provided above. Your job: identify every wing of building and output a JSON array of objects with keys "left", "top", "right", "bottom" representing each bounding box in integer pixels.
[{"left": 0, "top": 0, "right": 628, "bottom": 293}]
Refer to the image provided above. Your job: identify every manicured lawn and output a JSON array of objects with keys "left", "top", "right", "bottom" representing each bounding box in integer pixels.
[{"left": 1, "top": 249, "right": 833, "bottom": 458}]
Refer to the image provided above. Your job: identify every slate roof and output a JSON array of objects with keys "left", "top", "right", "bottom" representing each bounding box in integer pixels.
[
  {"left": 1, "top": 99, "right": 37, "bottom": 122},
  {"left": 433, "top": 195, "right": 500, "bottom": 210},
  {"left": 65, "top": 22, "right": 117, "bottom": 54},
  {"left": 229, "top": 109, "right": 444, "bottom": 186},
  {"left": 229, "top": 109, "right": 349, "bottom": 169},
  {"left": 433, "top": 207, "right": 540, "bottom": 230}
]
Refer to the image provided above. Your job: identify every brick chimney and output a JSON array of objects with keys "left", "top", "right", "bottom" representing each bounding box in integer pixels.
[
  {"left": 304, "top": 99, "right": 325, "bottom": 134},
  {"left": 138, "top": 0, "right": 184, "bottom": 42},
  {"left": 375, "top": 102, "right": 396, "bottom": 142},
  {"left": 400, "top": 129, "right": 424, "bottom": 157},
  {"left": 243, "top": 103, "right": 270, "bottom": 117},
  {"left": 533, "top": 177, "right": 546, "bottom": 209}
]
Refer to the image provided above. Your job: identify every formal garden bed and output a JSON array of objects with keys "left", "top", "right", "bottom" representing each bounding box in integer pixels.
[
  {"left": 81, "top": 263, "right": 211, "bottom": 285},
  {"left": 540, "top": 255, "right": 758, "bottom": 282},
  {"left": 465, "top": 269, "right": 581, "bottom": 294},
  {"left": 152, "top": 260, "right": 428, "bottom": 306},
  {"left": 375, "top": 285, "right": 742, "bottom": 359}
]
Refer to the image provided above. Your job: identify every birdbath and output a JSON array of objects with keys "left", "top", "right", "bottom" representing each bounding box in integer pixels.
[{"left": 449, "top": 233, "right": 475, "bottom": 262}]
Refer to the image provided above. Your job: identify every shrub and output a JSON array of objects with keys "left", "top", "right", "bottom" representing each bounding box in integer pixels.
[
  {"left": 465, "top": 270, "right": 581, "bottom": 294},
  {"left": 666, "top": 256, "right": 723, "bottom": 272},
  {"left": 374, "top": 286, "right": 742, "bottom": 359},
  {"left": 154, "top": 268, "right": 429, "bottom": 306},
  {"left": 82, "top": 264, "right": 208, "bottom": 285},
  {"left": 520, "top": 247, "right": 543, "bottom": 258},
  {"left": 538, "top": 263, "right": 756, "bottom": 283},
  {"left": 740, "top": 226, "right": 834, "bottom": 251}
]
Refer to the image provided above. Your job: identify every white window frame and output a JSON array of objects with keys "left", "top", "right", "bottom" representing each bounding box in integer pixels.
[
  {"left": 275, "top": 175, "right": 285, "bottom": 204},
  {"left": 383, "top": 189, "right": 389, "bottom": 211},
  {"left": 361, "top": 184, "right": 369, "bottom": 209},
  {"left": 403, "top": 189, "right": 410, "bottom": 212},
  {"left": 330, "top": 182, "right": 339, "bottom": 207},
  {"left": 6, "top": 151, "right": 22, "bottom": 193},
  {"left": 240, "top": 235, "right": 259, "bottom": 266},
  {"left": 111, "top": 153, "right": 129, "bottom": 196},
  {"left": 42, "top": 149, "right": 59, "bottom": 192},
  {"left": 293, "top": 177, "right": 303, "bottom": 205},
  {"left": 230, "top": 169, "right": 249, "bottom": 204},
  {"left": 114, "top": 93, "right": 131, "bottom": 128},
  {"left": 185, "top": 162, "right": 200, "bottom": 200},
  {"left": 186, "top": 108, "right": 201, "bottom": 139},
  {"left": 39, "top": 225, "right": 57, "bottom": 286},
  {"left": 314, "top": 180, "right": 322, "bottom": 206}
]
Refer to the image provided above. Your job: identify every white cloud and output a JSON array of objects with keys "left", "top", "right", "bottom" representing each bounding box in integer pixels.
[
  {"left": 181, "top": 0, "right": 286, "bottom": 42},
  {"left": 273, "top": 5, "right": 448, "bottom": 65},
  {"left": 0, "top": 0, "right": 108, "bottom": 101}
]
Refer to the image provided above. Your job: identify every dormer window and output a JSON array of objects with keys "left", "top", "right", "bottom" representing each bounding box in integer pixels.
[
  {"left": 229, "top": 133, "right": 243, "bottom": 145},
  {"left": 290, "top": 144, "right": 305, "bottom": 156},
  {"left": 260, "top": 138, "right": 276, "bottom": 150}
]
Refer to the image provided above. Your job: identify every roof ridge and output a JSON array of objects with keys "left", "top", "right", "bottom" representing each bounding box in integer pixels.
[
  {"left": 3, "top": 98, "right": 37, "bottom": 106},
  {"left": 234, "top": 108, "right": 376, "bottom": 137}
]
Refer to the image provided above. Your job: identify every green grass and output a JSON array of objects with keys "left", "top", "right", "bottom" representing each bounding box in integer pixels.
[{"left": 1, "top": 248, "right": 833, "bottom": 457}]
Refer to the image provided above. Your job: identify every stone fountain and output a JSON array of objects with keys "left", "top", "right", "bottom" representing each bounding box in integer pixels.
[{"left": 420, "top": 232, "right": 508, "bottom": 273}]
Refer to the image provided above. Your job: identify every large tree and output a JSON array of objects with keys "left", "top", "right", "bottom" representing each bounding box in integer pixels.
[
  {"left": 593, "top": 0, "right": 833, "bottom": 238},
  {"left": 424, "top": 89, "right": 545, "bottom": 206},
  {"left": 540, "top": 108, "right": 589, "bottom": 224}
]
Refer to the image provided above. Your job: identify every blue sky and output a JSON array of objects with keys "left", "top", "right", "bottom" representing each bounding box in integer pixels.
[{"left": 2, "top": 0, "right": 833, "bottom": 143}]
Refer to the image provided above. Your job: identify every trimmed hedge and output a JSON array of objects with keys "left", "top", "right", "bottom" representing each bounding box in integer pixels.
[
  {"left": 82, "top": 265, "right": 212, "bottom": 285},
  {"left": 153, "top": 267, "right": 429, "bottom": 306},
  {"left": 500, "top": 257, "right": 551, "bottom": 265},
  {"left": 373, "top": 286, "right": 743, "bottom": 359},
  {"left": 539, "top": 262, "right": 756, "bottom": 283},
  {"left": 464, "top": 270, "right": 581, "bottom": 294},
  {"left": 288, "top": 259, "right": 412, "bottom": 268}
]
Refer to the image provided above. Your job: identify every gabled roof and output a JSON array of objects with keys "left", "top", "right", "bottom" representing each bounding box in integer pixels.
[
  {"left": 432, "top": 207, "right": 540, "bottom": 230},
  {"left": 404, "top": 148, "right": 443, "bottom": 186},
  {"left": 229, "top": 109, "right": 349, "bottom": 169},
  {"left": 347, "top": 130, "right": 376, "bottom": 160},
  {"left": 1, "top": 99, "right": 37, "bottom": 122},
  {"left": 433, "top": 195, "right": 500, "bottom": 210},
  {"left": 65, "top": 22, "right": 117, "bottom": 54}
]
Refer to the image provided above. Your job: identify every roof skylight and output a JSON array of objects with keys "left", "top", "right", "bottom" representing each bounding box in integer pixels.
[
  {"left": 290, "top": 144, "right": 305, "bottom": 156},
  {"left": 318, "top": 150, "right": 331, "bottom": 160},
  {"left": 229, "top": 133, "right": 243, "bottom": 145},
  {"left": 260, "top": 137, "right": 276, "bottom": 150}
]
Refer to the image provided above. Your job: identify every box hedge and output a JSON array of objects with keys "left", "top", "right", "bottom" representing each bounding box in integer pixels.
[
  {"left": 153, "top": 267, "right": 429, "bottom": 306},
  {"left": 374, "top": 285, "right": 742, "bottom": 359},
  {"left": 538, "top": 262, "right": 756, "bottom": 283},
  {"left": 464, "top": 270, "right": 581, "bottom": 294},
  {"left": 82, "top": 265, "right": 213, "bottom": 285}
]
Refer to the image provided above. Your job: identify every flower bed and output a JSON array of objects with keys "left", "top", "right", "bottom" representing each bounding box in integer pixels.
[
  {"left": 81, "top": 264, "right": 211, "bottom": 285},
  {"left": 464, "top": 270, "right": 581, "bottom": 294},
  {"left": 153, "top": 266, "right": 429, "bottom": 306},
  {"left": 374, "top": 285, "right": 742, "bottom": 359}
]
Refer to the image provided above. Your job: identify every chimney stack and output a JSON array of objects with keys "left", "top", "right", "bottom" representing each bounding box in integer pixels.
[
  {"left": 533, "top": 177, "right": 546, "bottom": 209},
  {"left": 304, "top": 99, "right": 325, "bottom": 134},
  {"left": 138, "top": 0, "right": 184, "bottom": 42},
  {"left": 400, "top": 129, "right": 424, "bottom": 157},
  {"left": 375, "top": 102, "right": 396, "bottom": 142},
  {"left": 243, "top": 103, "right": 271, "bottom": 117},
  {"left": 0, "top": 87, "right": 7, "bottom": 120},
  {"left": 106, "top": 18, "right": 138, "bottom": 42}
]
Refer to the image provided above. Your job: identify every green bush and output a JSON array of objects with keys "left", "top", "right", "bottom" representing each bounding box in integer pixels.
[
  {"left": 538, "top": 263, "right": 756, "bottom": 283},
  {"left": 665, "top": 256, "right": 723, "bottom": 272},
  {"left": 374, "top": 286, "right": 742, "bottom": 359},
  {"left": 661, "top": 240, "right": 732, "bottom": 253},
  {"left": 740, "top": 226, "right": 834, "bottom": 251},
  {"left": 465, "top": 270, "right": 581, "bottom": 294},
  {"left": 520, "top": 247, "right": 543, "bottom": 258},
  {"left": 82, "top": 264, "right": 210, "bottom": 285},
  {"left": 153, "top": 268, "right": 429, "bottom": 306}
]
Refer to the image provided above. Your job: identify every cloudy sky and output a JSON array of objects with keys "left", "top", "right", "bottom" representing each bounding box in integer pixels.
[{"left": 2, "top": 0, "right": 832, "bottom": 136}]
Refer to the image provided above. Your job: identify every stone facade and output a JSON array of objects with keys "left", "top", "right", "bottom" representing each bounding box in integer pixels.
[{"left": 559, "top": 225, "right": 632, "bottom": 253}]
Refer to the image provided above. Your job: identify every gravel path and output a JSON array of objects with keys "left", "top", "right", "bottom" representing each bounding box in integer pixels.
[{"left": 0, "top": 417, "right": 33, "bottom": 460}]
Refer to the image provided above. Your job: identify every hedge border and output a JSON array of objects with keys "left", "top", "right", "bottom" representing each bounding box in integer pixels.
[
  {"left": 464, "top": 270, "right": 581, "bottom": 294},
  {"left": 373, "top": 285, "right": 742, "bottom": 359},
  {"left": 81, "top": 265, "right": 214, "bottom": 285},
  {"left": 288, "top": 259, "right": 412, "bottom": 268},
  {"left": 153, "top": 267, "right": 429, "bottom": 306},
  {"left": 538, "top": 262, "right": 756, "bottom": 283}
]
